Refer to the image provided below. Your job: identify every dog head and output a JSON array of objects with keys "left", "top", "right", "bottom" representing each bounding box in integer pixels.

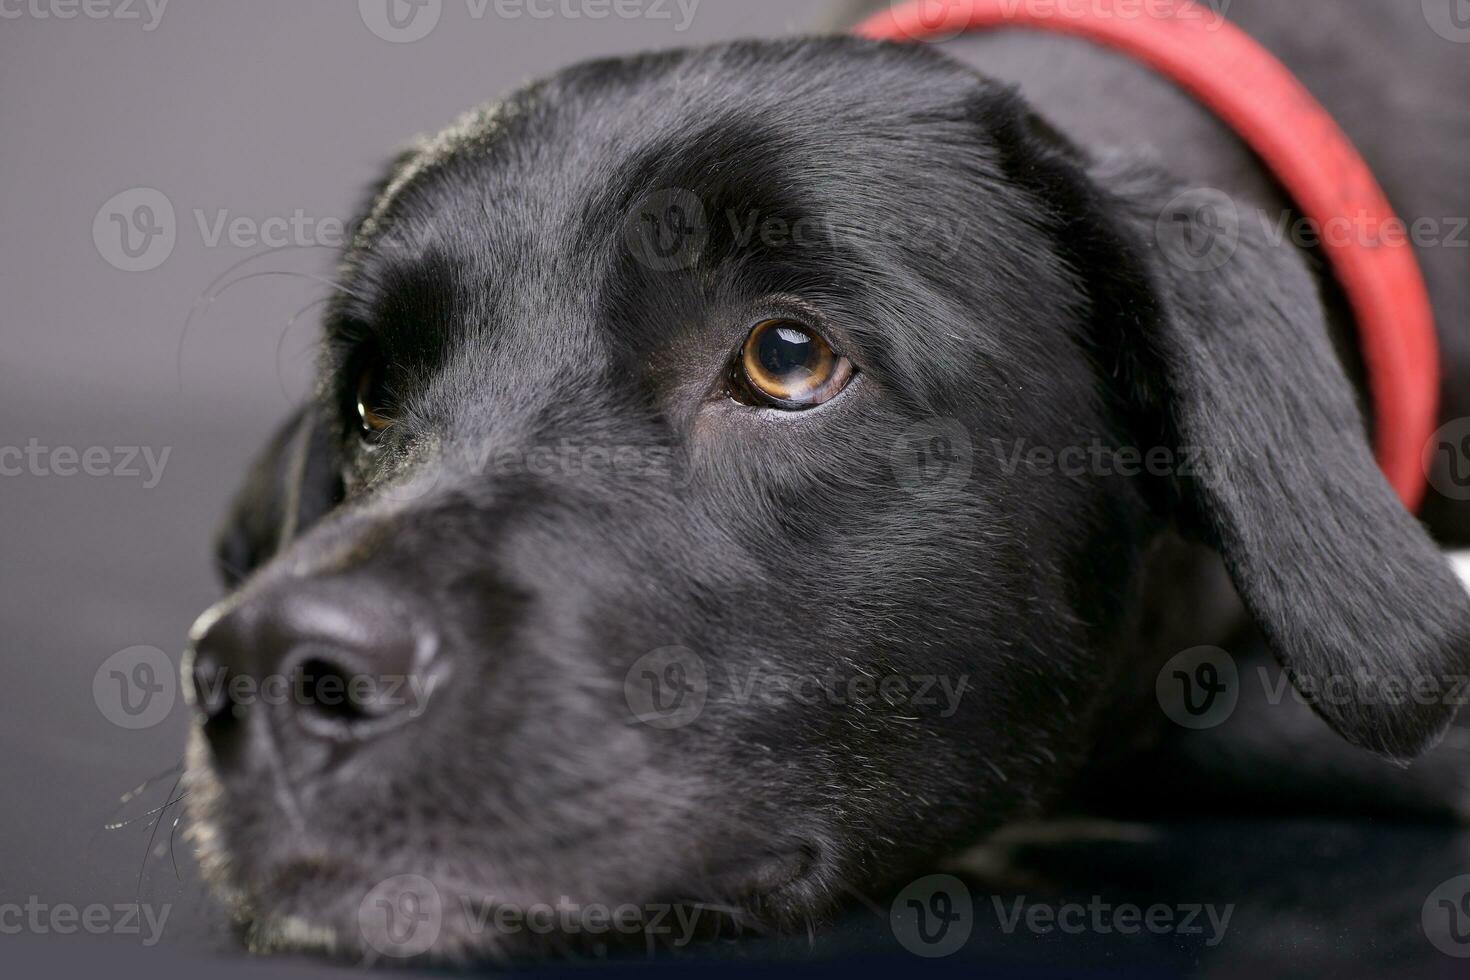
[{"left": 183, "top": 37, "right": 1470, "bottom": 961}]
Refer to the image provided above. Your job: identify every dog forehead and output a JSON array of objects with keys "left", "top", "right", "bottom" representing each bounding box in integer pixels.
[
  {"left": 363, "top": 37, "right": 1012, "bottom": 250},
  {"left": 336, "top": 39, "right": 1047, "bottom": 392}
]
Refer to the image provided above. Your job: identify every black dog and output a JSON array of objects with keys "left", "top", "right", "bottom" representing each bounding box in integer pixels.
[{"left": 184, "top": 0, "right": 1470, "bottom": 960}]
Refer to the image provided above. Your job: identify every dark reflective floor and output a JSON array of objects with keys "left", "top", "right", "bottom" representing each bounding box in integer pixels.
[
  {"left": 630, "top": 819, "right": 1470, "bottom": 976},
  {"left": 29, "top": 809, "right": 1469, "bottom": 977}
]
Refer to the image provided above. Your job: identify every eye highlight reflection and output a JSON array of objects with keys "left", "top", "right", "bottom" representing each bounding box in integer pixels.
[{"left": 356, "top": 359, "right": 395, "bottom": 436}]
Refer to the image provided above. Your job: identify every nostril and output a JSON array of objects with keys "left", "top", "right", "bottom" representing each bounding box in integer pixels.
[
  {"left": 188, "top": 577, "right": 439, "bottom": 764},
  {"left": 291, "top": 652, "right": 407, "bottom": 736}
]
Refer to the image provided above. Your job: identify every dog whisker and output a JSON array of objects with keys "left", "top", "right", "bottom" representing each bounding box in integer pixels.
[
  {"left": 167, "top": 812, "right": 184, "bottom": 883},
  {"left": 94, "top": 760, "right": 185, "bottom": 835},
  {"left": 102, "top": 789, "right": 190, "bottom": 833},
  {"left": 176, "top": 262, "right": 369, "bottom": 400},
  {"left": 135, "top": 770, "right": 186, "bottom": 903},
  {"left": 274, "top": 295, "right": 332, "bottom": 402}
]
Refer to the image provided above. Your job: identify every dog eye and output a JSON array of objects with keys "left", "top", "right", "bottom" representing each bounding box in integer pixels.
[
  {"left": 734, "top": 319, "right": 854, "bottom": 409},
  {"left": 355, "top": 359, "right": 395, "bottom": 436}
]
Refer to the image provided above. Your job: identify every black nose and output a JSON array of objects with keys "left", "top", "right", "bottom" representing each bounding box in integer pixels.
[{"left": 187, "top": 577, "right": 439, "bottom": 768}]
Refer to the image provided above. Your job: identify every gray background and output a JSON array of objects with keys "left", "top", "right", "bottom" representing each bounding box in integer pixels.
[{"left": 0, "top": 0, "right": 833, "bottom": 967}]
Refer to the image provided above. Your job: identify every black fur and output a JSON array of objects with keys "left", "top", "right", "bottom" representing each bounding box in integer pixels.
[{"left": 185, "top": 23, "right": 1470, "bottom": 963}]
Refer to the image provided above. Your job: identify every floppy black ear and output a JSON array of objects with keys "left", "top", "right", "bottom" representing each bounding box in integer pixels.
[
  {"left": 996, "top": 115, "right": 1470, "bottom": 760},
  {"left": 1081, "top": 158, "right": 1470, "bottom": 759},
  {"left": 214, "top": 404, "right": 342, "bottom": 587}
]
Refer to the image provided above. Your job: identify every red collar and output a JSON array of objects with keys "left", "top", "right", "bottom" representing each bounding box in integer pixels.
[{"left": 856, "top": 0, "right": 1438, "bottom": 512}]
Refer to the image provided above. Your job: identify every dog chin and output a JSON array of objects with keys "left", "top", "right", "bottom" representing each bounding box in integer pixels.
[
  {"left": 207, "top": 857, "right": 810, "bottom": 965},
  {"left": 183, "top": 729, "right": 829, "bottom": 962},
  {"left": 190, "top": 839, "right": 528, "bottom": 964},
  {"left": 240, "top": 871, "right": 495, "bottom": 964},
  {"left": 201, "top": 843, "right": 828, "bottom": 964}
]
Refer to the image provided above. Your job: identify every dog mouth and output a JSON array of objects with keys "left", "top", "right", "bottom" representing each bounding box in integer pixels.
[{"left": 225, "top": 842, "right": 819, "bottom": 962}]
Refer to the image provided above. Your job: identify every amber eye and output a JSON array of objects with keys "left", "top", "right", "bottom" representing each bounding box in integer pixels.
[
  {"left": 736, "top": 319, "right": 854, "bottom": 409},
  {"left": 355, "top": 359, "right": 395, "bottom": 436}
]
